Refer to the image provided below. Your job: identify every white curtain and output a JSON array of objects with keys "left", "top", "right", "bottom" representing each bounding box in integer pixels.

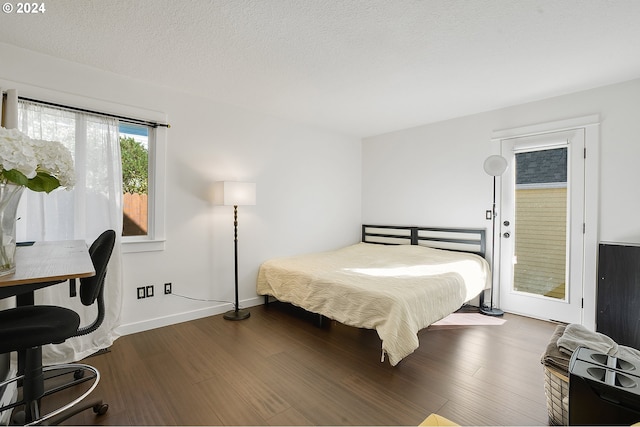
[{"left": 16, "top": 99, "right": 124, "bottom": 364}]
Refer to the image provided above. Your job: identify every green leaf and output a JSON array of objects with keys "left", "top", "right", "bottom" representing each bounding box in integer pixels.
[
  {"left": 2, "top": 169, "right": 29, "bottom": 186},
  {"left": 26, "top": 172, "right": 61, "bottom": 193}
]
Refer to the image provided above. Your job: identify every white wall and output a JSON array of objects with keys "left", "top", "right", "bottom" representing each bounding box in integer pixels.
[
  {"left": 362, "top": 77, "right": 640, "bottom": 325},
  {"left": 1, "top": 43, "right": 362, "bottom": 333}
]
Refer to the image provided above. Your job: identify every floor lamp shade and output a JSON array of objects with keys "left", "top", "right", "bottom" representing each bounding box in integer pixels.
[
  {"left": 212, "top": 181, "right": 256, "bottom": 206},
  {"left": 213, "top": 181, "right": 256, "bottom": 321},
  {"left": 483, "top": 155, "right": 508, "bottom": 177},
  {"left": 481, "top": 155, "right": 507, "bottom": 317}
]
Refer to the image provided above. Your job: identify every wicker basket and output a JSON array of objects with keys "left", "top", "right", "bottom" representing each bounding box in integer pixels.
[{"left": 544, "top": 365, "right": 569, "bottom": 425}]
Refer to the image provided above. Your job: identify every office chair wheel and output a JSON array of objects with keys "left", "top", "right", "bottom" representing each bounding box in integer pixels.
[
  {"left": 10, "top": 409, "right": 25, "bottom": 425},
  {"left": 93, "top": 402, "right": 109, "bottom": 415}
]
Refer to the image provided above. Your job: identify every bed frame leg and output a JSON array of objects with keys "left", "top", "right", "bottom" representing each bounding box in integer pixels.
[{"left": 264, "top": 295, "right": 269, "bottom": 307}]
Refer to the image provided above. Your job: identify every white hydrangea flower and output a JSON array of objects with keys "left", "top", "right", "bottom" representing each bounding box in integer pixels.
[
  {"left": 0, "top": 127, "right": 38, "bottom": 179},
  {"left": 30, "top": 138, "right": 76, "bottom": 188},
  {"left": 1, "top": 127, "right": 75, "bottom": 192}
]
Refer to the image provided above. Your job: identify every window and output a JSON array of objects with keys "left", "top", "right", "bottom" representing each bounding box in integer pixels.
[
  {"left": 514, "top": 148, "right": 568, "bottom": 299},
  {"left": 16, "top": 98, "right": 167, "bottom": 252},
  {"left": 120, "top": 123, "right": 151, "bottom": 237},
  {"left": 119, "top": 121, "right": 167, "bottom": 253}
]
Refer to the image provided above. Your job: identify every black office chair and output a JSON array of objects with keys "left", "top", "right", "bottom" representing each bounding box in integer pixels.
[{"left": 0, "top": 229, "right": 115, "bottom": 425}]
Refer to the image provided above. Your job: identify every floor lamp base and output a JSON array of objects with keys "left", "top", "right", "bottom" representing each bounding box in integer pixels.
[
  {"left": 223, "top": 309, "right": 251, "bottom": 321},
  {"left": 480, "top": 306, "right": 504, "bottom": 317}
]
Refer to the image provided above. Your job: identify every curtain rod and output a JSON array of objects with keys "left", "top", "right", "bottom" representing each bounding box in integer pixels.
[{"left": 16, "top": 96, "right": 171, "bottom": 129}]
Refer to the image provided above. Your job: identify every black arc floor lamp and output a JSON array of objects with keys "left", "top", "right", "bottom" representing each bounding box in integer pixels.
[
  {"left": 213, "top": 181, "right": 256, "bottom": 321},
  {"left": 480, "top": 155, "right": 508, "bottom": 317}
]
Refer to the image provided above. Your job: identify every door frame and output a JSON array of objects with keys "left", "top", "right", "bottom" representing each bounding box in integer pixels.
[{"left": 490, "top": 115, "right": 600, "bottom": 328}]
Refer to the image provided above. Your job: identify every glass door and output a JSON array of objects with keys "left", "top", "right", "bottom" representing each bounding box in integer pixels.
[{"left": 499, "top": 129, "right": 585, "bottom": 323}]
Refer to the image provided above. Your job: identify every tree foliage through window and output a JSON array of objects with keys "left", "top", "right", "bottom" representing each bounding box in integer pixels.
[{"left": 120, "top": 136, "right": 148, "bottom": 194}]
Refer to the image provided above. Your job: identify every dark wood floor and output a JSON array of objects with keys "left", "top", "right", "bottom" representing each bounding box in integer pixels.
[{"left": 47, "top": 303, "right": 557, "bottom": 426}]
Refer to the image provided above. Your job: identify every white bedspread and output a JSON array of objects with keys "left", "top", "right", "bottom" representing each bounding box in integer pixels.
[{"left": 257, "top": 242, "right": 490, "bottom": 366}]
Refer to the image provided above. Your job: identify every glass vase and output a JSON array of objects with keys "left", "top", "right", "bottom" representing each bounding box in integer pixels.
[{"left": 0, "top": 183, "right": 25, "bottom": 277}]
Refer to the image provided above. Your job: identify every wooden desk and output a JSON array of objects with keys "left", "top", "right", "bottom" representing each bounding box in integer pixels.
[
  {"left": 0, "top": 240, "right": 95, "bottom": 286},
  {"left": 0, "top": 240, "right": 95, "bottom": 300}
]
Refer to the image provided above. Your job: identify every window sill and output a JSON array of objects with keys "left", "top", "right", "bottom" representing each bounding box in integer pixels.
[{"left": 122, "top": 238, "right": 166, "bottom": 253}]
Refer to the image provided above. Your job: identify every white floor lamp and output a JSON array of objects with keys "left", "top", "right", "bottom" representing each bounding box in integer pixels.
[
  {"left": 480, "top": 155, "right": 508, "bottom": 317},
  {"left": 213, "top": 181, "right": 256, "bottom": 321}
]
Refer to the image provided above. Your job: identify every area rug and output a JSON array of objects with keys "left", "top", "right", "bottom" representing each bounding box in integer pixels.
[{"left": 431, "top": 312, "right": 507, "bottom": 327}]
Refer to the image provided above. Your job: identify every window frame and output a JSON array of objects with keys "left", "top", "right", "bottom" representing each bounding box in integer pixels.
[{"left": 121, "top": 124, "right": 167, "bottom": 253}]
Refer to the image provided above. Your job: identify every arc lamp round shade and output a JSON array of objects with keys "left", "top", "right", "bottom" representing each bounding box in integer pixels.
[{"left": 483, "top": 155, "right": 508, "bottom": 176}]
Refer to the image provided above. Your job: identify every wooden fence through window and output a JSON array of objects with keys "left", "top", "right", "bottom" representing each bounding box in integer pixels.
[{"left": 123, "top": 193, "right": 148, "bottom": 236}]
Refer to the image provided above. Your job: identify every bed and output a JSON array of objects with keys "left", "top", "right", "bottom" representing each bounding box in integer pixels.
[{"left": 256, "top": 225, "right": 491, "bottom": 366}]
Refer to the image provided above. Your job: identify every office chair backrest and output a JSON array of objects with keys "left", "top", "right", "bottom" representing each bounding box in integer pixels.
[
  {"left": 80, "top": 230, "right": 115, "bottom": 306},
  {"left": 75, "top": 229, "right": 115, "bottom": 337}
]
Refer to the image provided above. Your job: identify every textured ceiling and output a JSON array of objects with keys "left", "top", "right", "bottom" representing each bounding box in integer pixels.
[{"left": 2, "top": 0, "right": 640, "bottom": 137}]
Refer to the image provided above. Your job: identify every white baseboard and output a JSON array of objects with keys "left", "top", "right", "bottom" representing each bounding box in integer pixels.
[{"left": 115, "top": 296, "right": 265, "bottom": 336}]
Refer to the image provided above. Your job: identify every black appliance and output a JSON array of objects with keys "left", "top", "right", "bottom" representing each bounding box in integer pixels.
[{"left": 569, "top": 346, "right": 640, "bottom": 425}]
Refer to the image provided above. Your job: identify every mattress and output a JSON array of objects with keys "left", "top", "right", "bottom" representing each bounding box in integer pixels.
[{"left": 257, "top": 242, "right": 490, "bottom": 365}]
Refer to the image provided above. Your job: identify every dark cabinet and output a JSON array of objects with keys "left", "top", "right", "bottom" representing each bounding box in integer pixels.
[{"left": 597, "top": 243, "right": 640, "bottom": 349}]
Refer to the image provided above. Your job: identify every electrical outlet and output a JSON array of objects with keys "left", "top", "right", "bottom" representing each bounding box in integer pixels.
[
  {"left": 146, "top": 285, "right": 154, "bottom": 298},
  {"left": 137, "top": 287, "right": 145, "bottom": 299},
  {"left": 164, "top": 282, "right": 172, "bottom": 294}
]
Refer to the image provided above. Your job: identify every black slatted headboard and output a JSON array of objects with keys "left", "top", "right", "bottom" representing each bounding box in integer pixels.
[{"left": 362, "top": 224, "right": 486, "bottom": 257}]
